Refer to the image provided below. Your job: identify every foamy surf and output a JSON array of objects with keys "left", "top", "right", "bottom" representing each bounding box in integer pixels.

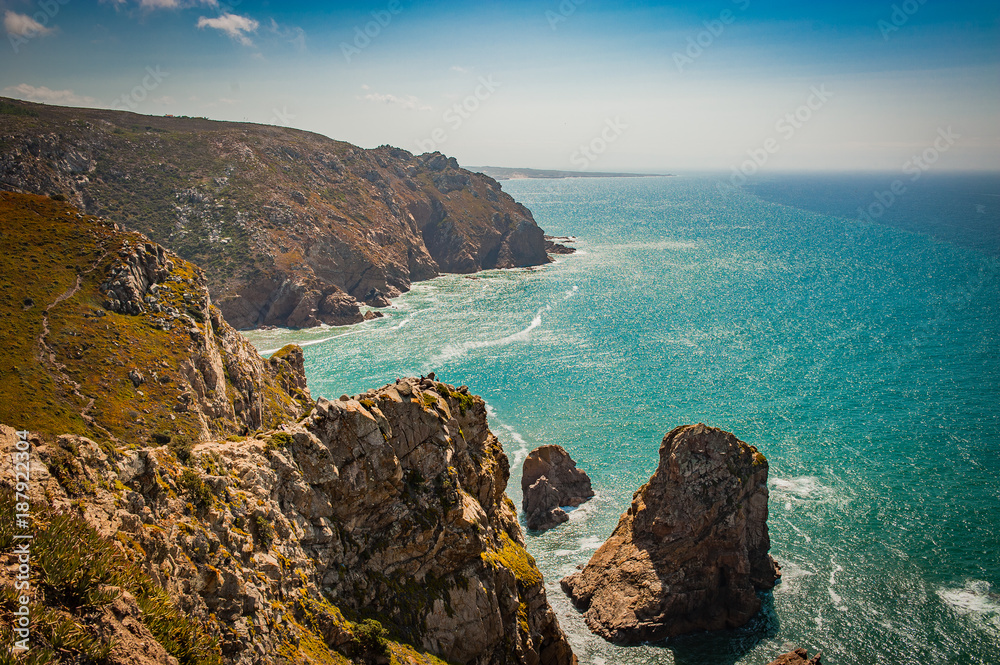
[
  {"left": 432, "top": 307, "right": 547, "bottom": 364},
  {"left": 938, "top": 581, "right": 1000, "bottom": 623}
]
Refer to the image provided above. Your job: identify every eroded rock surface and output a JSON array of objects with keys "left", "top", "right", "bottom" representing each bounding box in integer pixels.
[
  {"left": 521, "top": 445, "right": 594, "bottom": 532},
  {"left": 561, "top": 424, "right": 780, "bottom": 643},
  {"left": 1, "top": 378, "right": 577, "bottom": 665}
]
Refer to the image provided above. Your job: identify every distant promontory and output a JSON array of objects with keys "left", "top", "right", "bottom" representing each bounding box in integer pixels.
[{"left": 469, "top": 166, "right": 673, "bottom": 180}]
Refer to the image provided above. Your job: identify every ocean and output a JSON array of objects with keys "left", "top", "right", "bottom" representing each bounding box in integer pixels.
[{"left": 246, "top": 173, "right": 1000, "bottom": 664}]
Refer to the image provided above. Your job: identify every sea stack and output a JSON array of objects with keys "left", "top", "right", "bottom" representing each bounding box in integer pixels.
[
  {"left": 560, "top": 424, "right": 780, "bottom": 643},
  {"left": 521, "top": 445, "right": 595, "bottom": 532}
]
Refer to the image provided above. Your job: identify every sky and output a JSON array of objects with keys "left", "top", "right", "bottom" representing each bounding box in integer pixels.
[{"left": 1, "top": 0, "right": 998, "bottom": 173}]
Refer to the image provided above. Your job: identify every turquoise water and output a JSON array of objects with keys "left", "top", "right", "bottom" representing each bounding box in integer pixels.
[{"left": 246, "top": 175, "right": 1000, "bottom": 664}]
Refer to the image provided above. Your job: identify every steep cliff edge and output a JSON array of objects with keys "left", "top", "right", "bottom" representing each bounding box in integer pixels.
[
  {"left": 0, "top": 191, "right": 310, "bottom": 448},
  {"left": 0, "top": 98, "right": 564, "bottom": 329},
  {"left": 0, "top": 379, "right": 576, "bottom": 665},
  {"left": 561, "top": 424, "right": 780, "bottom": 643},
  {"left": 0, "top": 192, "right": 575, "bottom": 664}
]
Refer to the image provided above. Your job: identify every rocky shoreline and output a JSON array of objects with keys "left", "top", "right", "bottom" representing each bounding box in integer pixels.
[{"left": 0, "top": 97, "right": 572, "bottom": 331}]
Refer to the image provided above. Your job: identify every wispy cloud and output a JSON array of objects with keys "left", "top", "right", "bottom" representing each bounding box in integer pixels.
[
  {"left": 197, "top": 12, "right": 259, "bottom": 46},
  {"left": 4, "top": 11, "right": 54, "bottom": 37},
  {"left": 101, "top": 0, "right": 219, "bottom": 9},
  {"left": 269, "top": 18, "right": 306, "bottom": 52},
  {"left": 451, "top": 65, "right": 471, "bottom": 74},
  {"left": 3, "top": 84, "right": 95, "bottom": 105},
  {"left": 361, "top": 90, "right": 432, "bottom": 111}
]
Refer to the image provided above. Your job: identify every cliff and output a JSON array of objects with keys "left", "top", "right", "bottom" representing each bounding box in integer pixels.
[
  {"left": 0, "top": 192, "right": 575, "bottom": 664},
  {"left": 0, "top": 191, "right": 310, "bottom": 448},
  {"left": 0, "top": 98, "right": 564, "bottom": 329},
  {"left": 561, "top": 424, "right": 780, "bottom": 643}
]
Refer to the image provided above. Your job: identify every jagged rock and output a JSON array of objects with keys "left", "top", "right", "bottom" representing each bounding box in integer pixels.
[
  {"left": 561, "top": 424, "right": 780, "bottom": 643},
  {"left": 768, "top": 648, "right": 822, "bottom": 664},
  {"left": 0, "top": 380, "right": 578, "bottom": 665},
  {"left": 521, "top": 445, "right": 594, "bottom": 532},
  {"left": 128, "top": 368, "right": 145, "bottom": 388}
]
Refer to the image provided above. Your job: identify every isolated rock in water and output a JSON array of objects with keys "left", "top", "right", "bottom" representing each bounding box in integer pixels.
[
  {"left": 768, "top": 648, "right": 822, "bottom": 664},
  {"left": 522, "top": 445, "right": 594, "bottom": 532},
  {"left": 560, "top": 424, "right": 780, "bottom": 643}
]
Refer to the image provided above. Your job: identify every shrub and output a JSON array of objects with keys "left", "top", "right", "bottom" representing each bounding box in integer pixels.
[{"left": 178, "top": 469, "right": 213, "bottom": 507}]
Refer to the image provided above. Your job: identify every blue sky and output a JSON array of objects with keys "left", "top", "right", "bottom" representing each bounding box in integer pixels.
[{"left": 2, "top": 0, "right": 998, "bottom": 172}]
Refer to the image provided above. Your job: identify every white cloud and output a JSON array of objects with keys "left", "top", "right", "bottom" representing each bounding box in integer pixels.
[
  {"left": 362, "top": 92, "right": 432, "bottom": 111},
  {"left": 197, "top": 12, "right": 259, "bottom": 46},
  {"left": 451, "top": 65, "right": 472, "bottom": 74},
  {"left": 4, "top": 11, "right": 53, "bottom": 38},
  {"left": 3, "top": 84, "right": 96, "bottom": 106}
]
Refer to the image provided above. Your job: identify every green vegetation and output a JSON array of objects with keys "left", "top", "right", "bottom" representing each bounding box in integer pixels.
[
  {"left": 254, "top": 514, "right": 275, "bottom": 549},
  {"left": 351, "top": 618, "right": 389, "bottom": 658},
  {"left": 0, "top": 101, "right": 38, "bottom": 117},
  {"left": 0, "top": 491, "right": 221, "bottom": 664},
  {"left": 480, "top": 533, "right": 543, "bottom": 586},
  {"left": 0, "top": 192, "right": 306, "bottom": 453},
  {"left": 178, "top": 468, "right": 213, "bottom": 507},
  {"left": 265, "top": 431, "right": 294, "bottom": 453}
]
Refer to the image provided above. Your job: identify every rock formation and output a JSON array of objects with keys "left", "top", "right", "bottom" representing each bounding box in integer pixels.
[
  {"left": 0, "top": 97, "right": 565, "bottom": 329},
  {"left": 0, "top": 192, "right": 577, "bottom": 665},
  {"left": 768, "top": 648, "right": 822, "bottom": 664},
  {"left": 0, "top": 191, "right": 310, "bottom": 447},
  {"left": 561, "top": 424, "right": 780, "bottom": 643},
  {"left": 521, "top": 445, "right": 594, "bottom": 532}
]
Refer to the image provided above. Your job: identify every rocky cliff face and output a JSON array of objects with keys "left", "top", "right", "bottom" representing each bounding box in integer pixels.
[
  {"left": 521, "top": 445, "right": 594, "bottom": 532},
  {"left": 0, "top": 192, "right": 576, "bottom": 664},
  {"left": 0, "top": 191, "right": 310, "bottom": 448},
  {"left": 1, "top": 378, "right": 576, "bottom": 665},
  {"left": 560, "top": 424, "right": 780, "bottom": 643},
  {"left": 0, "top": 98, "right": 564, "bottom": 329}
]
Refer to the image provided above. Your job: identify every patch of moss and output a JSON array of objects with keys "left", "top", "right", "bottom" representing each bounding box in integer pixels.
[{"left": 480, "top": 533, "right": 543, "bottom": 586}]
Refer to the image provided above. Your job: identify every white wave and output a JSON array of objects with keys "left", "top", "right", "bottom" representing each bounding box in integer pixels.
[
  {"left": 784, "top": 518, "right": 812, "bottom": 543},
  {"left": 564, "top": 285, "right": 580, "bottom": 300},
  {"left": 773, "top": 476, "right": 824, "bottom": 498},
  {"left": 391, "top": 316, "right": 412, "bottom": 330},
  {"left": 434, "top": 308, "right": 545, "bottom": 364},
  {"left": 828, "top": 559, "right": 847, "bottom": 611},
  {"left": 773, "top": 560, "right": 814, "bottom": 595},
  {"left": 260, "top": 329, "right": 364, "bottom": 356},
  {"left": 938, "top": 581, "right": 1000, "bottom": 618}
]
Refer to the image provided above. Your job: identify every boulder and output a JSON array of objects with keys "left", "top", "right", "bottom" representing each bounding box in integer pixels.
[
  {"left": 560, "top": 424, "right": 780, "bottom": 643},
  {"left": 521, "top": 445, "right": 594, "bottom": 532}
]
